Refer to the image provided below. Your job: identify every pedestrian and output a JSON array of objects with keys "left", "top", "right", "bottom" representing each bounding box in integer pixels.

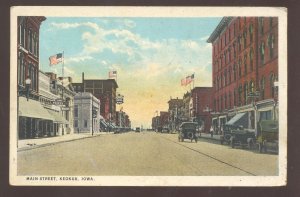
[{"left": 210, "top": 126, "right": 214, "bottom": 138}]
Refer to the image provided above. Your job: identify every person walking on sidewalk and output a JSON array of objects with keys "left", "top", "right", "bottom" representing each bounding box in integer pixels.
[{"left": 210, "top": 126, "right": 214, "bottom": 138}]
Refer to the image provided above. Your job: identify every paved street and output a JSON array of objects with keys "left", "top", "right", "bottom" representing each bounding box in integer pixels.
[{"left": 18, "top": 132, "right": 278, "bottom": 176}]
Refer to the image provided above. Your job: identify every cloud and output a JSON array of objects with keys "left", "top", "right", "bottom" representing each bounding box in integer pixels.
[
  {"left": 200, "top": 35, "right": 209, "bottom": 41},
  {"left": 65, "top": 55, "right": 93, "bottom": 63}
]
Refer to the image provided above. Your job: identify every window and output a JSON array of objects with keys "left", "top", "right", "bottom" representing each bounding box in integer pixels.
[
  {"left": 233, "top": 42, "right": 236, "bottom": 58},
  {"left": 238, "top": 35, "right": 242, "bottom": 51},
  {"left": 268, "top": 33, "right": 275, "bottom": 59},
  {"left": 229, "top": 92, "right": 232, "bottom": 109},
  {"left": 224, "top": 51, "right": 227, "bottom": 65},
  {"left": 250, "top": 48, "right": 254, "bottom": 71},
  {"left": 233, "top": 64, "right": 237, "bottom": 81},
  {"left": 238, "top": 85, "right": 242, "bottom": 106},
  {"left": 270, "top": 73, "right": 275, "bottom": 98},
  {"left": 74, "top": 120, "right": 78, "bottom": 127},
  {"left": 249, "top": 23, "right": 254, "bottom": 42},
  {"left": 244, "top": 82, "right": 248, "bottom": 105},
  {"left": 260, "top": 42, "right": 265, "bottom": 64},
  {"left": 243, "top": 28, "right": 247, "bottom": 48},
  {"left": 238, "top": 59, "right": 242, "bottom": 78},
  {"left": 229, "top": 28, "right": 231, "bottom": 41},
  {"left": 244, "top": 53, "right": 248, "bottom": 75},
  {"left": 224, "top": 93, "right": 227, "bottom": 110},
  {"left": 259, "top": 17, "right": 264, "bottom": 35},
  {"left": 84, "top": 120, "right": 88, "bottom": 128},
  {"left": 260, "top": 77, "right": 265, "bottom": 100},
  {"left": 269, "top": 17, "right": 273, "bottom": 29},
  {"left": 260, "top": 110, "right": 272, "bottom": 121},
  {"left": 249, "top": 81, "right": 255, "bottom": 93},
  {"left": 234, "top": 22, "right": 236, "bottom": 36},
  {"left": 228, "top": 47, "right": 231, "bottom": 62},
  {"left": 234, "top": 88, "right": 237, "bottom": 106},
  {"left": 228, "top": 67, "right": 232, "bottom": 83},
  {"left": 224, "top": 71, "right": 227, "bottom": 86},
  {"left": 74, "top": 105, "right": 78, "bottom": 117}
]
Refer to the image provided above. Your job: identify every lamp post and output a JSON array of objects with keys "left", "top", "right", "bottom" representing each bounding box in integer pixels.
[
  {"left": 274, "top": 80, "right": 279, "bottom": 120},
  {"left": 25, "top": 76, "right": 31, "bottom": 101}
]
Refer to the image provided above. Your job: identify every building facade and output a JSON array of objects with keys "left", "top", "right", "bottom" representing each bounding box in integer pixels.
[
  {"left": 73, "top": 72, "right": 118, "bottom": 126},
  {"left": 191, "top": 87, "right": 214, "bottom": 133},
  {"left": 207, "top": 17, "right": 278, "bottom": 134},
  {"left": 17, "top": 16, "right": 47, "bottom": 139},
  {"left": 168, "top": 97, "right": 183, "bottom": 131},
  {"left": 73, "top": 92, "right": 100, "bottom": 134}
]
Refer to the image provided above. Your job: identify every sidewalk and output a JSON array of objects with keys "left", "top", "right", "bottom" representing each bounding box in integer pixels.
[
  {"left": 199, "top": 132, "right": 221, "bottom": 141},
  {"left": 18, "top": 132, "right": 113, "bottom": 151}
]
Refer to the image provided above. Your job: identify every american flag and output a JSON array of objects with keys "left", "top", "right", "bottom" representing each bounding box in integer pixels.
[
  {"left": 49, "top": 53, "right": 63, "bottom": 66},
  {"left": 186, "top": 74, "right": 194, "bottom": 85},
  {"left": 109, "top": 70, "right": 117, "bottom": 78}
]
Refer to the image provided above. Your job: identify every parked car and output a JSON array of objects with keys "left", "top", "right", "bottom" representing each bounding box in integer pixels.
[
  {"left": 256, "top": 120, "right": 279, "bottom": 153},
  {"left": 135, "top": 127, "right": 141, "bottom": 132},
  {"left": 178, "top": 122, "right": 198, "bottom": 143},
  {"left": 220, "top": 126, "right": 233, "bottom": 145},
  {"left": 230, "top": 126, "right": 256, "bottom": 149}
]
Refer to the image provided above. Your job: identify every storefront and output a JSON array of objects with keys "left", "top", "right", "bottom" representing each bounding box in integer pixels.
[{"left": 18, "top": 97, "right": 54, "bottom": 139}]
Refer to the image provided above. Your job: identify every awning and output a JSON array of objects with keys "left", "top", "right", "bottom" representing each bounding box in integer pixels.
[
  {"left": 19, "top": 97, "right": 54, "bottom": 121},
  {"left": 100, "top": 119, "right": 108, "bottom": 128},
  {"left": 225, "top": 112, "right": 248, "bottom": 128},
  {"left": 47, "top": 110, "right": 69, "bottom": 124}
]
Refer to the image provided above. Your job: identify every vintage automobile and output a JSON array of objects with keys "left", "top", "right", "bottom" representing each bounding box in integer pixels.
[
  {"left": 256, "top": 120, "right": 279, "bottom": 153},
  {"left": 220, "top": 126, "right": 233, "bottom": 145},
  {"left": 230, "top": 126, "right": 256, "bottom": 149},
  {"left": 135, "top": 127, "right": 141, "bottom": 132},
  {"left": 178, "top": 122, "right": 198, "bottom": 143}
]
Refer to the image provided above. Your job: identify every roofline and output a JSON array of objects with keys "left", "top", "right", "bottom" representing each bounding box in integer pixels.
[{"left": 207, "top": 17, "right": 233, "bottom": 43}]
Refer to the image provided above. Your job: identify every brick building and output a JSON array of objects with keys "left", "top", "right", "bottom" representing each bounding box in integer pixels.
[
  {"left": 73, "top": 72, "right": 118, "bottom": 126},
  {"left": 168, "top": 97, "right": 183, "bottom": 131},
  {"left": 207, "top": 17, "right": 278, "bottom": 134},
  {"left": 17, "top": 16, "right": 48, "bottom": 139},
  {"left": 191, "top": 87, "right": 214, "bottom": 133}
]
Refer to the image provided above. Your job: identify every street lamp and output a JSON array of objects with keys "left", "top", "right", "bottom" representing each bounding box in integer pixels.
[{"left": 25, "top": 76, "right": 31, "bottom": 101}]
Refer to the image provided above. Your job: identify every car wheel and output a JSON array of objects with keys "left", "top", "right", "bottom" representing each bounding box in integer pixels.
[{"left": 231, "top": 139, "right": 235, "bottom": 148}]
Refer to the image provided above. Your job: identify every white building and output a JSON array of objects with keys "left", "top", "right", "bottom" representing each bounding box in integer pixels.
[{"left": 74, "top": 92, "right": 100, "bottom": 134}]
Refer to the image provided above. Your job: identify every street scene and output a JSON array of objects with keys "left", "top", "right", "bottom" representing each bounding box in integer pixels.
[{"left": 14, "top": 13, "right": 280, "bottom": 179}]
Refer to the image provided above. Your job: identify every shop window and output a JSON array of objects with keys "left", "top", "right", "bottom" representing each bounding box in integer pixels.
[{"left": 260, "top": 110, "right": 272, "bottom": 121}]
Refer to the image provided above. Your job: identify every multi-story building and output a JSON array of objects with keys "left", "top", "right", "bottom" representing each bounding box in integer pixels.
[
  {"left": 73, "top": 72, "right": 118, "bottom": 126},
  {"left": 152, "top": 116, "right": 160, "bottom": 131},
  {"left": 159, "top": 111, "right": 169, "bottom": 130},
  {"left": 182, "top": 92, "right": 192, "bottom": 122},
  {"left": 168, "top": 97, "right": 183, "bottom": 131},
  {"left": 17, "top": 16, "right": 47, "bottom": 139},
  {"left": 46, "top": 72, "right": 76, "bottom": 135},
  {"left": 207, "top": 17, "right": 278, "bottom": 134},
  {"left": 73, "top": 92, "right": 100, "bottom": 134},
  {"left": 190, "top": 87, "right": 214, "bottom": 133}
]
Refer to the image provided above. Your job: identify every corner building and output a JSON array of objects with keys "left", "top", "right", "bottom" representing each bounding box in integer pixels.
[{"left": 207, "top": 17, "right": 278, "bottom": 134}]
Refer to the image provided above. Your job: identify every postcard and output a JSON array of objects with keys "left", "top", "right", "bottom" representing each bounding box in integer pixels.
[{"left": 10, "top": 6, "right": 287, "bottom": 186}]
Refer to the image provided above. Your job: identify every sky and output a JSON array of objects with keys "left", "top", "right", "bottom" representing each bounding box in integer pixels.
[{"left": 39, "top": 17, "right": 222, "bottom": 128}]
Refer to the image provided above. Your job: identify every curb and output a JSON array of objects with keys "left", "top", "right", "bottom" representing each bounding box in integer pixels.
[
  {"left": 17, "top": 134, "right": 104, "bottom": 152},
  {"left": 199, "top": 135, "right": 221, "bottom": 142}
]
